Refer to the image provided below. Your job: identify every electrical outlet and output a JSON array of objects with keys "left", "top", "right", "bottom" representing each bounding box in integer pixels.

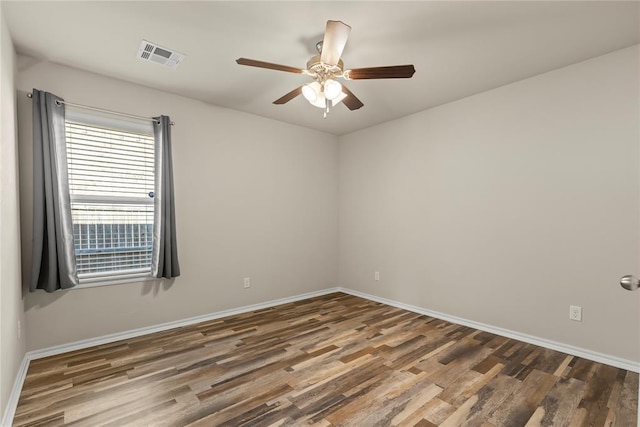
[
  {"left": 374, "top": 271, "right": 380, "bottom": 281},
  {"left": 569, "top": 305, "right": 582, "bottom": 322},
  {"left": 243, "top": 277, "right": 251, "bottom": 288}
]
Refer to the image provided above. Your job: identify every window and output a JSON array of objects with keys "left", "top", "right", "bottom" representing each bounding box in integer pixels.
[
  {"left": 65, "top": 110, "right": 156, "bottom": 283},
  {"left": 30, "top": 89, "right": 179, "bottom": 293}
]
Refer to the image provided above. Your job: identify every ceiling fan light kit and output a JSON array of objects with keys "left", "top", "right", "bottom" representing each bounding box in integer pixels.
[
  {"left": 302, "top": 81, "right": 347, "bottom": 111},
  {"left": 302, "top": 80, "right": 343, "bottom": 102},
  {"left": 236, "top": 20, "right": 416, "bottom": 118}
]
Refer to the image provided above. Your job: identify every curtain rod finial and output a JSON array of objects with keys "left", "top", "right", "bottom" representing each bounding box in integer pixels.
[{"left": 27, "top": 92, "right": 33, "bottom": 98}]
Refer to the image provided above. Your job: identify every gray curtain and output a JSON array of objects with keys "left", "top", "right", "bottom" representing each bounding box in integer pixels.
[
  {"left": 30, "top": 89, "right": 78, "bottom": 292},
  {"left": 151, "top": 116, "right": 180, "bottom": 278}
]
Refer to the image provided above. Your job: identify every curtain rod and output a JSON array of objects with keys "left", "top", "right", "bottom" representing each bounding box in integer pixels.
[{"left": 26, "top": 92, "right": 175, "bottom": 126}]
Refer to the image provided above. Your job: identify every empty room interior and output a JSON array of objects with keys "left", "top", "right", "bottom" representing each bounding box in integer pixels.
[{"left": 1, "top": 1, "right": 639, "bottom": 426}]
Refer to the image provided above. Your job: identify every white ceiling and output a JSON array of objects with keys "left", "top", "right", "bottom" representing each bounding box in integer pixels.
[{"left": 4, "top": 1, "right": 639, "bottom": 135}]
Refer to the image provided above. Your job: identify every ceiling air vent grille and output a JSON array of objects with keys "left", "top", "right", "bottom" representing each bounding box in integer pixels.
[{"left": 137, "top": 40, "right": 185, "bottom": 70}]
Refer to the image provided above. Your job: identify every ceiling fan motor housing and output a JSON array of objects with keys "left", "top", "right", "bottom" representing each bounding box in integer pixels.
[{"left": 306, "top": 55, "right": 345, "bottom": 82}]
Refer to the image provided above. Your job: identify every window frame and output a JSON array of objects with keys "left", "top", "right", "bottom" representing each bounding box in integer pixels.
[{"left": 64, "top": 108, "right": 158, "bottom": 287}]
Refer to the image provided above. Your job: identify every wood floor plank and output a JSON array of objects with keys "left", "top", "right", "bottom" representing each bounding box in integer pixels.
[
  {"left": 538, "top": 377, "right": 588, "bottom": 426},
  {"left": 421, "top": 398, "right": 457, "bottom": 425},
  {"left": 12, "top": 293, "right": 638, "bottom": 426},
  {"left": 487, "top": 369, "right": 558, "bottom": 425},
  {"left": 613, "top": 370, "right": 640, "bottom": 426}
]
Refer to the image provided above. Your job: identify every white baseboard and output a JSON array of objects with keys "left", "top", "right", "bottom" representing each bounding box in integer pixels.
[
  {"left": 1, "top": 355, "right": 30, "bottom": 427},
  {"left": 29, "top": 285, "right": 636, "bottom": 372},
  {"left": 337, "top": 287, "right": 640, "bottom": 373},
  {"left": 28, "top": 287, "right": 340, "bottom": 360},
  {"left": 3, "top": 285, "right": 638, "bottom": 426}
]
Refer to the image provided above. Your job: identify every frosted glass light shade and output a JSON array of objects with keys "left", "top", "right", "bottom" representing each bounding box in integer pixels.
[
  {"left": 310, "top": 93, "right": 327, "bottom": 108},
  {"left": 323, "top": 79, "right": 342, "bottom": 100},
  {"left": 331, "top": 91, "right": 347, "bottom": 106},
  {"left": 302, "top": 82, "right": 321, "bottom": 102}
]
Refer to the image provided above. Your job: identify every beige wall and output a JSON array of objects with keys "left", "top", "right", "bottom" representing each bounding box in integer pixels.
[
  {"left": 16, "top": 59, "right": 338, "bottom": 351},
  {"left": 11, "top": 41, "right": 640, "bottom": 367},
  {"left": 338, "top": 46, "right": 640, "bottom": 362},
  {"left": 0, "top": 6, "right": 27, "bottom": 417}
]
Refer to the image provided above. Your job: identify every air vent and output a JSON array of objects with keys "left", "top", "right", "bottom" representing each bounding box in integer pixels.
[{"left": 137, "top": 40, "right": 186, "bottom": 70}]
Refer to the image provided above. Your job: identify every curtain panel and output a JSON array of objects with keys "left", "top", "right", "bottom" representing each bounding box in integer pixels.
[
  {"left": 151, "top": 115, "right": 181, "bottom": 279},
  {"left": 30, "top": 89, "right": 78, "bottom": 292}
]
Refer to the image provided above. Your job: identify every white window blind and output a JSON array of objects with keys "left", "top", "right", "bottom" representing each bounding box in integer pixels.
[{"left": 65, "top": 118, "right": 155, "bottom": 280}]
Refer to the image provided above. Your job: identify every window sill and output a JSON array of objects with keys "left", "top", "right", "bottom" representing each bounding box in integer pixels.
[{"left": 74, "top": 274, "right": 158, "bottom": 289}]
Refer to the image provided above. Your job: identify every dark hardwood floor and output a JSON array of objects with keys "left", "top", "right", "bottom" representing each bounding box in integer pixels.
[{"left": 13, "top": 293, "right": 638, "bottom": 426}]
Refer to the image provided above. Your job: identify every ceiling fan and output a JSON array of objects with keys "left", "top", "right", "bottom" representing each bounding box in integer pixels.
[{"left": 236, "top": 20, "right": 416, "bottom": 116}]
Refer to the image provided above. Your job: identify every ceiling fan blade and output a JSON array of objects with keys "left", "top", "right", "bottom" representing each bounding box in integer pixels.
[
  {"left": 273, "top": 87, "right": 303, "bottom": 105},
  {"left": 341, "top": 85, "right": 364, "bottom": 111},
  {"left": 321, "top": 20, "right": 351, "bottom": 66},
  {"left": 236, "top": 58, "right": 304, "bottom": 74},
  {"left": 345, "top": 65, "right": 416, "bottom": 80}
]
